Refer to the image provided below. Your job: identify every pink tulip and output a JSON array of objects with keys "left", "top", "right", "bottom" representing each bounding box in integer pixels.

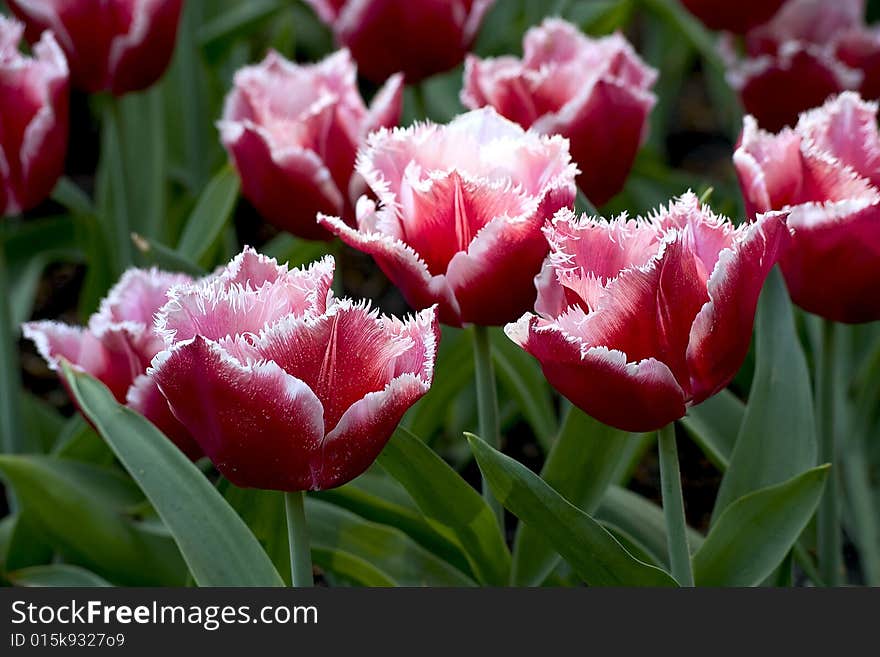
[
  {"left": 148, "top": 248, "right": 438, "bottom": 491},
  {"left": 219, "top": 49, "right": 403, "bottom": 240},
  {"left": 462, "top": 19, "right": 656, "bottom": 206},
  {"left": 681, "top": 0, "right": 788, "bottom": 34},
  {"left": 0, "top": 16, "right": 68, "bottom": 217},
  {"left": 8, "top": 0, "right": 183, "bottom": 95},
  {"left": 724, "top": 0, "right": 880, "bottom": 132},
  {"left": 317, "top": 107, "right": 578, "bottom": 327},
  {"left": 304, "top": 0, "right": 495, "bottom": 84},
  {"left": 506, "top": 193, "right": 789, "bottom": 432},
  {"left": 734, "top": 92, "right": 880, "bottom": 323},
  {"left": 23, "top": 268, "right": 200, "bottom": 458}
]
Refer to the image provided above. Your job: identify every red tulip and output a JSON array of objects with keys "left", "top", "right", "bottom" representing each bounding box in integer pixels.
[
  {"left": 734, "top": 92, "right": 880, "bottom": 323},
  {"left": 219, "top": 49, "right": 403, "bottom": 241},
  {"left": 0, "top": 17, "right": 68, "bottom": 217},
  {"left": 304, "top": 0, "right": 495, "bottom": 84},
  {"left": 461, "top": 19, "right": 656, "bottom": 207},
  {"left": 681, "top": 0, "right": 788, "bottom": 34},
  {"left": 317, "top": 108, "right": 578, "bottom": 327},
  {"left": 8, "top": 0, "right": 183, "bottom": 95},
  {"left": 23, "top": 268, "right": 200, "bottom": 458},
  {"left": 725, "top": 0, "right": 871, "bottom": 131},
  {"left": 506, "top": 194, "right": 789, "bottom": 432},
  {"left": 148, "top": 248, "right": 438, "bottom": 491}
]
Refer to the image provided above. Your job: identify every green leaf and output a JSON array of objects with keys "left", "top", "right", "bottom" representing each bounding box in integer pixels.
[
  {"left": 52, "top": 416, "right": 115, "bottom": 465},
  {"left": 0, "top": 455, "right": 184, "bottom": 585},
  {"left": 0, "top": 514, "right": 54, "bottom": 573},
  {"left": 315, "top": 467, "right": 473, "bottom": 577},
  {"left": 176, "top": 165, "right": 240, "bottom": 265},
  {"left": 21, "top": 392, "right": 65, "bottom": 454},
  {"left": 466, "top": 434, "right": 677, "bottom": 587},
  {"left": 9, "top": 565, "right": 112, "bottom": 587},
  {"left": 311, "top": 547, "right": 395, "bottom": 587},
  {"left": 680, "top": 389, "right": 744, "bottom": 471},
  {"left": 714, "top": 268, "right": 817, "bottom": 520},
  {"left": 61, "top": 364, "right": 284, "bottom": 587},
  {"left": 694, "top": 466, "right": 830, "bottom": 586},
  {"left": 307, "top": 498, "right": 476, "bottom": 586},
  {"left": 199, "top": 0, "right": 284, "bottom": 62},
  {"left": 377, "top": 427, "right": 510, "bottom": 586},
  {"left": 595, "top": 485, "right": 705, "bottom": 570},
  {"left": 491, "top": 329, "right": 557, "bottom": 451},
  {"left": 261, "top": 233, "right": 335, "bottom": 269},
  {"left": 50, "top": 177, "right": 95, "bottom": 217},
  {"left": 512, "top": 406, "right": 636, "bottom": 586},
  {"left": 131, "top": 233, "right": 206, "bottom": 276},
  {"left": 220, "top": 485, "right": 291, "bottom": 585}
]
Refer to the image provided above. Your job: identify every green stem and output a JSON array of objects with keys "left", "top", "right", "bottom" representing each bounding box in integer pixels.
[
  {"left": 285, "top": 491, "right": 314, "bottom": 587},
  {"left": 412, "top": 83, "right": 429, "bottom": 121},
  {"left": 658, "top": 423, "right": 694, "bottom": 586},
  {"left": 103, "top": 97, "right": 132, "bottom": 273},
  {"left": 816, "top": 320, "right": 842, "bottom": 586},
  {"left": 0, "top": 231, "right": 25, "bottom": 456},
  {"left": 473, "top": 324, "right": 504, "bottom": 531}
]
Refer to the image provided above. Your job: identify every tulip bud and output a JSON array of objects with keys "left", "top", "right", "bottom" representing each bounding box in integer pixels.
[
  {"left": 304, "top": 0, "right": 495, "bottom": 84},
  {"left": 148, "top": 248, "right": 439, "bottom": 491},
  {"left": 318, "top": 107, "right": 578, "bottom": 327},
  {"left": 8, "top": 0, "right": 183, "bottom": 95},
  {"left": 734, "top": 91, "right": 880, "bottom": 323},
  {"left": 23, "top": 268, "right": 200, "bottom": 458},
  {"left": 0, "top": 16, "right": 68, "bottom": 217},
  {"left": 462, "top": 19, "right": 657, "bottom": 206},
  {"left": 506, "top": 193, "right": 789, "bottom": 432},
  {"left": 219, "top": 49, "right": 403, "bottom": 240},
  {"left": 681, "top": 0, "right": 788, "bottom": 34}
]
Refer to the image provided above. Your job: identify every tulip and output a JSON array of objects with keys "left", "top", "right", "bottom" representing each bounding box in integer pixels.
[
  {"left": 724, "top": 0, "right": 879, "bottom": 131},
  {"left": 734, "top": 91, "right": 880, "bottom": 323},
  {"left": 0, "top": 16, "right": 68, "bottom": 217},
  {"left": 148, "top": 248, "right": 439, "bottom": 491},
  {"left": 23, "top": 268, "right": 200, "bottom": 458},
  {"left": 7, "top": 0, "right": 183, "bottom": 95},
  {"left": 318, "top": 107, "right": 578, "bottom": 327},
  {"left": 506, "top": 193, "right": 789, "bottom": 432},
  {"left": 219, "top": 49, "right": 403, "bottom": 240},
  {"left": 304, "top": 0, "right": 495, "bottom": 84},
  {"left": 461, "top": 19, "right": 657, "bottom": 206},
  {"left": 680, "top": 0, "right": 787, "bottom": 34}
]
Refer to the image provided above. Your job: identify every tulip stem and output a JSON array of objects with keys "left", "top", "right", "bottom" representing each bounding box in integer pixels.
[
  {"left": 102, "top": 97, "right": 133, "bottom": 274},
  {"left": 0, "top": 232, "right": 25, "bottom": 456},
  {"left": 816, "top": 319, "right": 842, "bottom": 586},
  {"left": 657, "top": 423, "right": 694, "bottom": 586},
  {"left": 284, "top": 491, "right": 314, "bottom": 587},
  {"left": 473, "top": 324, "right": 504, "bottom": 531}
]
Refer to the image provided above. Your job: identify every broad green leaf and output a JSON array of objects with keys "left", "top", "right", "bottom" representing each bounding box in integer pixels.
[
  {"left": 176, "top": 165, "right": 240, "bottom": 264},
  {"left": 595, "top": 485, "right": 705, "bottom": 570},
  {"left": 512, "top": 406, "right": 635, "bottom": 586},
  {"left": 0, "top": 455, "right": 184, "bottom": 585},
  {"left": 681, "top": 389, "right": 744, "bottom": 471},
  {"left": 261, "top": 233, "right": 334, "bottom": 268},
  {"left": 0, "top": 514, "right": 53, "bottom": 573},
  {"left": 50, "top": 177, "right": 95, "bottom": 217},
  {"left": 315, "top": 467, "right": 473, "bottom": 577},
  {"left": 311, "top": 548, "right": 395, "bottom": 587},
  {"left": 714, "top": 269, "right": 817, "bottom": 521},
  {"left": 131, "top": 233, "right": 206, "bottom": 276},
  {"left": 53, "top": 416, "right": 115, "bottom": 465},
  {"left": 9, "top": 565, "right": 112, "bottom": 587},
  {"left": 199, "top": 0, "right": 284, "bottom": 61},
  {"left": 694, "top": 466, "right": 830, "bottom": 586},
  {"left": 377, "top": 427, "right": 510, "bottom": 586},
  {"left": 307, "top": 498, "right": 476, "bottom": 587},
  {"left": 220, "top": 485, "right": 291, "bottom": 585},
  {"left": 21, "top": 393, "right": 65, "bottom": 454},
  {"left": 61, "top": 364, "right": 284, "bottom": 587},
  {"left": 467, "top": 434, "right": 677, "bottom": 587},
  {"left": 491, "top": 330, "right": 557, "bottom": 451}
]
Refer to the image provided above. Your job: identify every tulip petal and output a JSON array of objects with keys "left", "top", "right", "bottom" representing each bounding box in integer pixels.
[
  {"left": 364, "top": 71, "right": 403, "bottom": 136},
  {"left": 151, "top": 336, "right": 326, "bottom": 491},
  {"left": 108, "top": 0, "right": 183, "bottom": 95},
  {"left": 734, "top": 116, "right": 805, "bottom": 213},
  {"left": 318, "top": 206, "right": 461, "bottom": 324},
  {"left": 686, "top": 211, "right": 790, "bottom": 400},
  {"left": 22, "top": 321, "right": 133, "bottom": 403},
  {"left": 126, "top": 373, "right": 202, "bottom": 460},
  {"left": 219, "top": 120, "right": 343, "bottom": 240},
  {"left": 506, "top": 314, "right": 687, "bottom": 432},
  {"left": 796, "top": 91, "right": 880, "bottom": 187}
]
